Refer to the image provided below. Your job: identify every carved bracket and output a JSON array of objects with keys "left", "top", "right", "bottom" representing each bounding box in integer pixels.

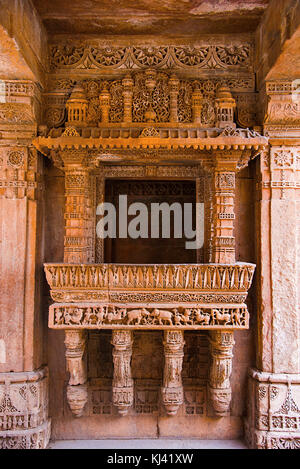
[
  {"left": 64, "top": 330, "right": 87, "bottom": 417},
  {"left": 208, "top": 331, "right": 235, "bottom": 417}
]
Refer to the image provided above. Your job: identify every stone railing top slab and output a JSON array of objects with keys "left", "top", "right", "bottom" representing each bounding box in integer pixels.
[{"left": 44, "top": 262, "right": 255, "bottom": 292}]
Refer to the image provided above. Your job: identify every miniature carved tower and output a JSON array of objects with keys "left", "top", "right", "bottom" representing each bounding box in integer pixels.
[
  {"left": 215, "top": 85, "right": 236, "bottom": 128},
  {"left": 66, "top": 84, "right": 88, "bottom": 127}
]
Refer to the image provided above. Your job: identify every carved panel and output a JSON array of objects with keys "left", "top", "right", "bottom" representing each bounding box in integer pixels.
[
  {"left": 45, "top": 263, "right": 255, "bottom": 292},
  {"left": 44, "top": 76, "right": 257, "bottom": 131},
  {"left": 50, "top": 304, "right": 249, "bottom": 330},
  {"left": 0, "top": 369, "right": 50, "bottom": 449},
  {"left": 49, "top": 43, "right": 253, "bottom": 72}
]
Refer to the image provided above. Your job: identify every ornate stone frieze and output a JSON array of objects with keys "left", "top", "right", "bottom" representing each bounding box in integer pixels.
[
  {"left": 101, "top": 165, "right": 200, "bottom": 180},
  {"left": 0, "top": 368, "right": 50, "bottom": 449},
  {"left": 51, "top": 291, "right": 247, "bottom": 304},
  {"left": 43, "top": 71, "right": 257, "bottom": 132},
  {"left": 49, "top": 304, "right": 249, "bottom": 330},
  {"left": 49, "top": 43, "right": 253, "bottom": 72},
  {"left": 45, "top": 263, "right": 255, "bottom": 292},
  {"left": 162, "top": 331, "right": 185, "bottom": 415}
]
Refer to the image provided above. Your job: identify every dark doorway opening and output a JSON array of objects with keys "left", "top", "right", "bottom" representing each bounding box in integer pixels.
[{"left": 104, "top": 179, "right": 197, "bottom": 264}]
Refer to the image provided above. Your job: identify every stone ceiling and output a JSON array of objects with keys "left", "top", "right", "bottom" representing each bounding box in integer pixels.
[{"left": 32, "top": 0, "right": 270, "bottom": 36}]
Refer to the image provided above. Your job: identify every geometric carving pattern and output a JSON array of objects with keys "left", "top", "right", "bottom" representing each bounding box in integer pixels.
[
  {"left": 45, "top": 263, "right": 255, "bottom": 292},
  {"left": 0, "top": 369, "right": 50, "bottom": 449}
]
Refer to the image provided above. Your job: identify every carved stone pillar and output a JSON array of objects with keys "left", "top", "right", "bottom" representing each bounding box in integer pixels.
[
  {"left": 111, "top": 330, "right": 134, "bottom": 416},
  {"left": 203, "top": 173, "right": 214, "bottom": 263},
  {"left": 168, "top": 75, "right": 179, "bottom": 123},
  {"left": 209, "top": 331, "right": 235, "bottom": 417},
  {"left": 211, "top": 170, "right": 236, "bottom": 264},
  {"left": 99, "top": 86, "right": 111, "bottom": 123},
  {"left": 201, "top": 149, "right": 249, "bottom": 264},
  {"left": 0, "top": 80, "right": 50, "bottom": 448},
  {"left": 64, "top": 330, "right": 87, "bottom": 417},
  {"left": 245, "top": 80, "right": 300, "bottom": 447},
  {"left": 161, "top": 331, "right": 185, "bottom": 416},
  {"left": 58, "top": 149, "right": 93, "bottom": 415},
  {"left": 192, "top": 89, "right": 203, "bottom": 124},
  {"left": 95, "top": 173, "right": 105, "bottom": 262},
  {"left": 62, "top": 150, "right": 93, "bottom": 264},
  {"left": 196, "top": 175, "right": 204, "bottom": 263},
  {"left": 122, "top": 75, "right": 134, "bottom": 123}
]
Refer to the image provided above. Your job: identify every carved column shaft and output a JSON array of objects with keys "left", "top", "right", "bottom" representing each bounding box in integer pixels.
[
  {"left": 64, "top": 330, "right": 87, "bottom": 417},
  {"left": 64, "top": 330, "right": 87, "bottom": 386},
  {"left": 162, "top": 331, "right": 185, "bottom": 416},
  {"left": 111, "top": 330, "right": 134, "bottom": 416},
  {"left": 211, "top": 171, "right": 236, "bottom": 264},
  {"left": 196, "top": 176, "right": 204, "bottom": 263},
  {"left": 203, "top": 173, "right": 214, "bottom": 263},
  {"left": 99, "top": 87, "right": 111, "bottom": 123},
  {"left": 192, "top": 90, "right": 203, "bottom": 124},
  {"left": 96, "top": 174, "right": 105, "bottom": 262},
  {"left": 60, "top": 150, "right": 93, "bottom": 417},
  {"left": 64, "top": 166, "right": 92, "bottom": 263},
  {"left": 169, "top": 75, "right": 179, "bottom": 123},
  {"left": 122, "top": 75, "right": 134, "bottom": 123},
  {"left": 209, "top": 331, "right": 235, "bottom": 416}
]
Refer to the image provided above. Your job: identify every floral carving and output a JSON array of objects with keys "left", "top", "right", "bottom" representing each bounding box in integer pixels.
[
  {"left": 45, "top": 107, "right": 66, "bottom": 128},
  {"left": 132, "top": 46, "right": 168, "bottom": 67},
  {"left": 51, "top": 44, "right": 85, "bottom": 67},
  {"left": 271, "top": 438, "right": 300, "bottom": 450},
  {"left": 273, "top": 150, "right": 294, "bottom": 167},
  {"left": 173, "top": 46, "right": 210, "bottom": 67},
  {"left": 7, "top": 150, "right": 24, "bottom": 168},
  {"left": 49, "top": 43, "right": 253, "bottom": 71},
  {"left": 90, "top": 47, "right": 127, "bottom": 67},
  {"left": 215, "top": 45, "right": 251, "bottom": 66},
  {"left": 132, "top": 71, "right": 170, "bottom": 123}
]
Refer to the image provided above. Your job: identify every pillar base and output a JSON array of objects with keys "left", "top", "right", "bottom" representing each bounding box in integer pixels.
[
  {"left": 0, "top": 420, "right": 51, "bottom": 449},
  {"left": 245, "top": 369, "right": 300, "bottom": 449},
  {"left": 112, "top": 387, "right": 134, "bottom": 416},
  {"left": 0, "top": 367, "right": 50, "bottom": 449}
]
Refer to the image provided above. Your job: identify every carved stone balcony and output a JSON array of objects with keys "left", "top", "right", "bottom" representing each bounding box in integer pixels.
[
  {"left": 45, "top": 262, "right": 255, "bottom": 330},
  {"left": 45, "top": 262, "right": 255, "bottom": 417}
]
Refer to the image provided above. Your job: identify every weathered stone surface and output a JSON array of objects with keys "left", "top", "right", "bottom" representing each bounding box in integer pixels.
[{"left": 32, "top": 0, "right": 269, "bottom": 36}]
